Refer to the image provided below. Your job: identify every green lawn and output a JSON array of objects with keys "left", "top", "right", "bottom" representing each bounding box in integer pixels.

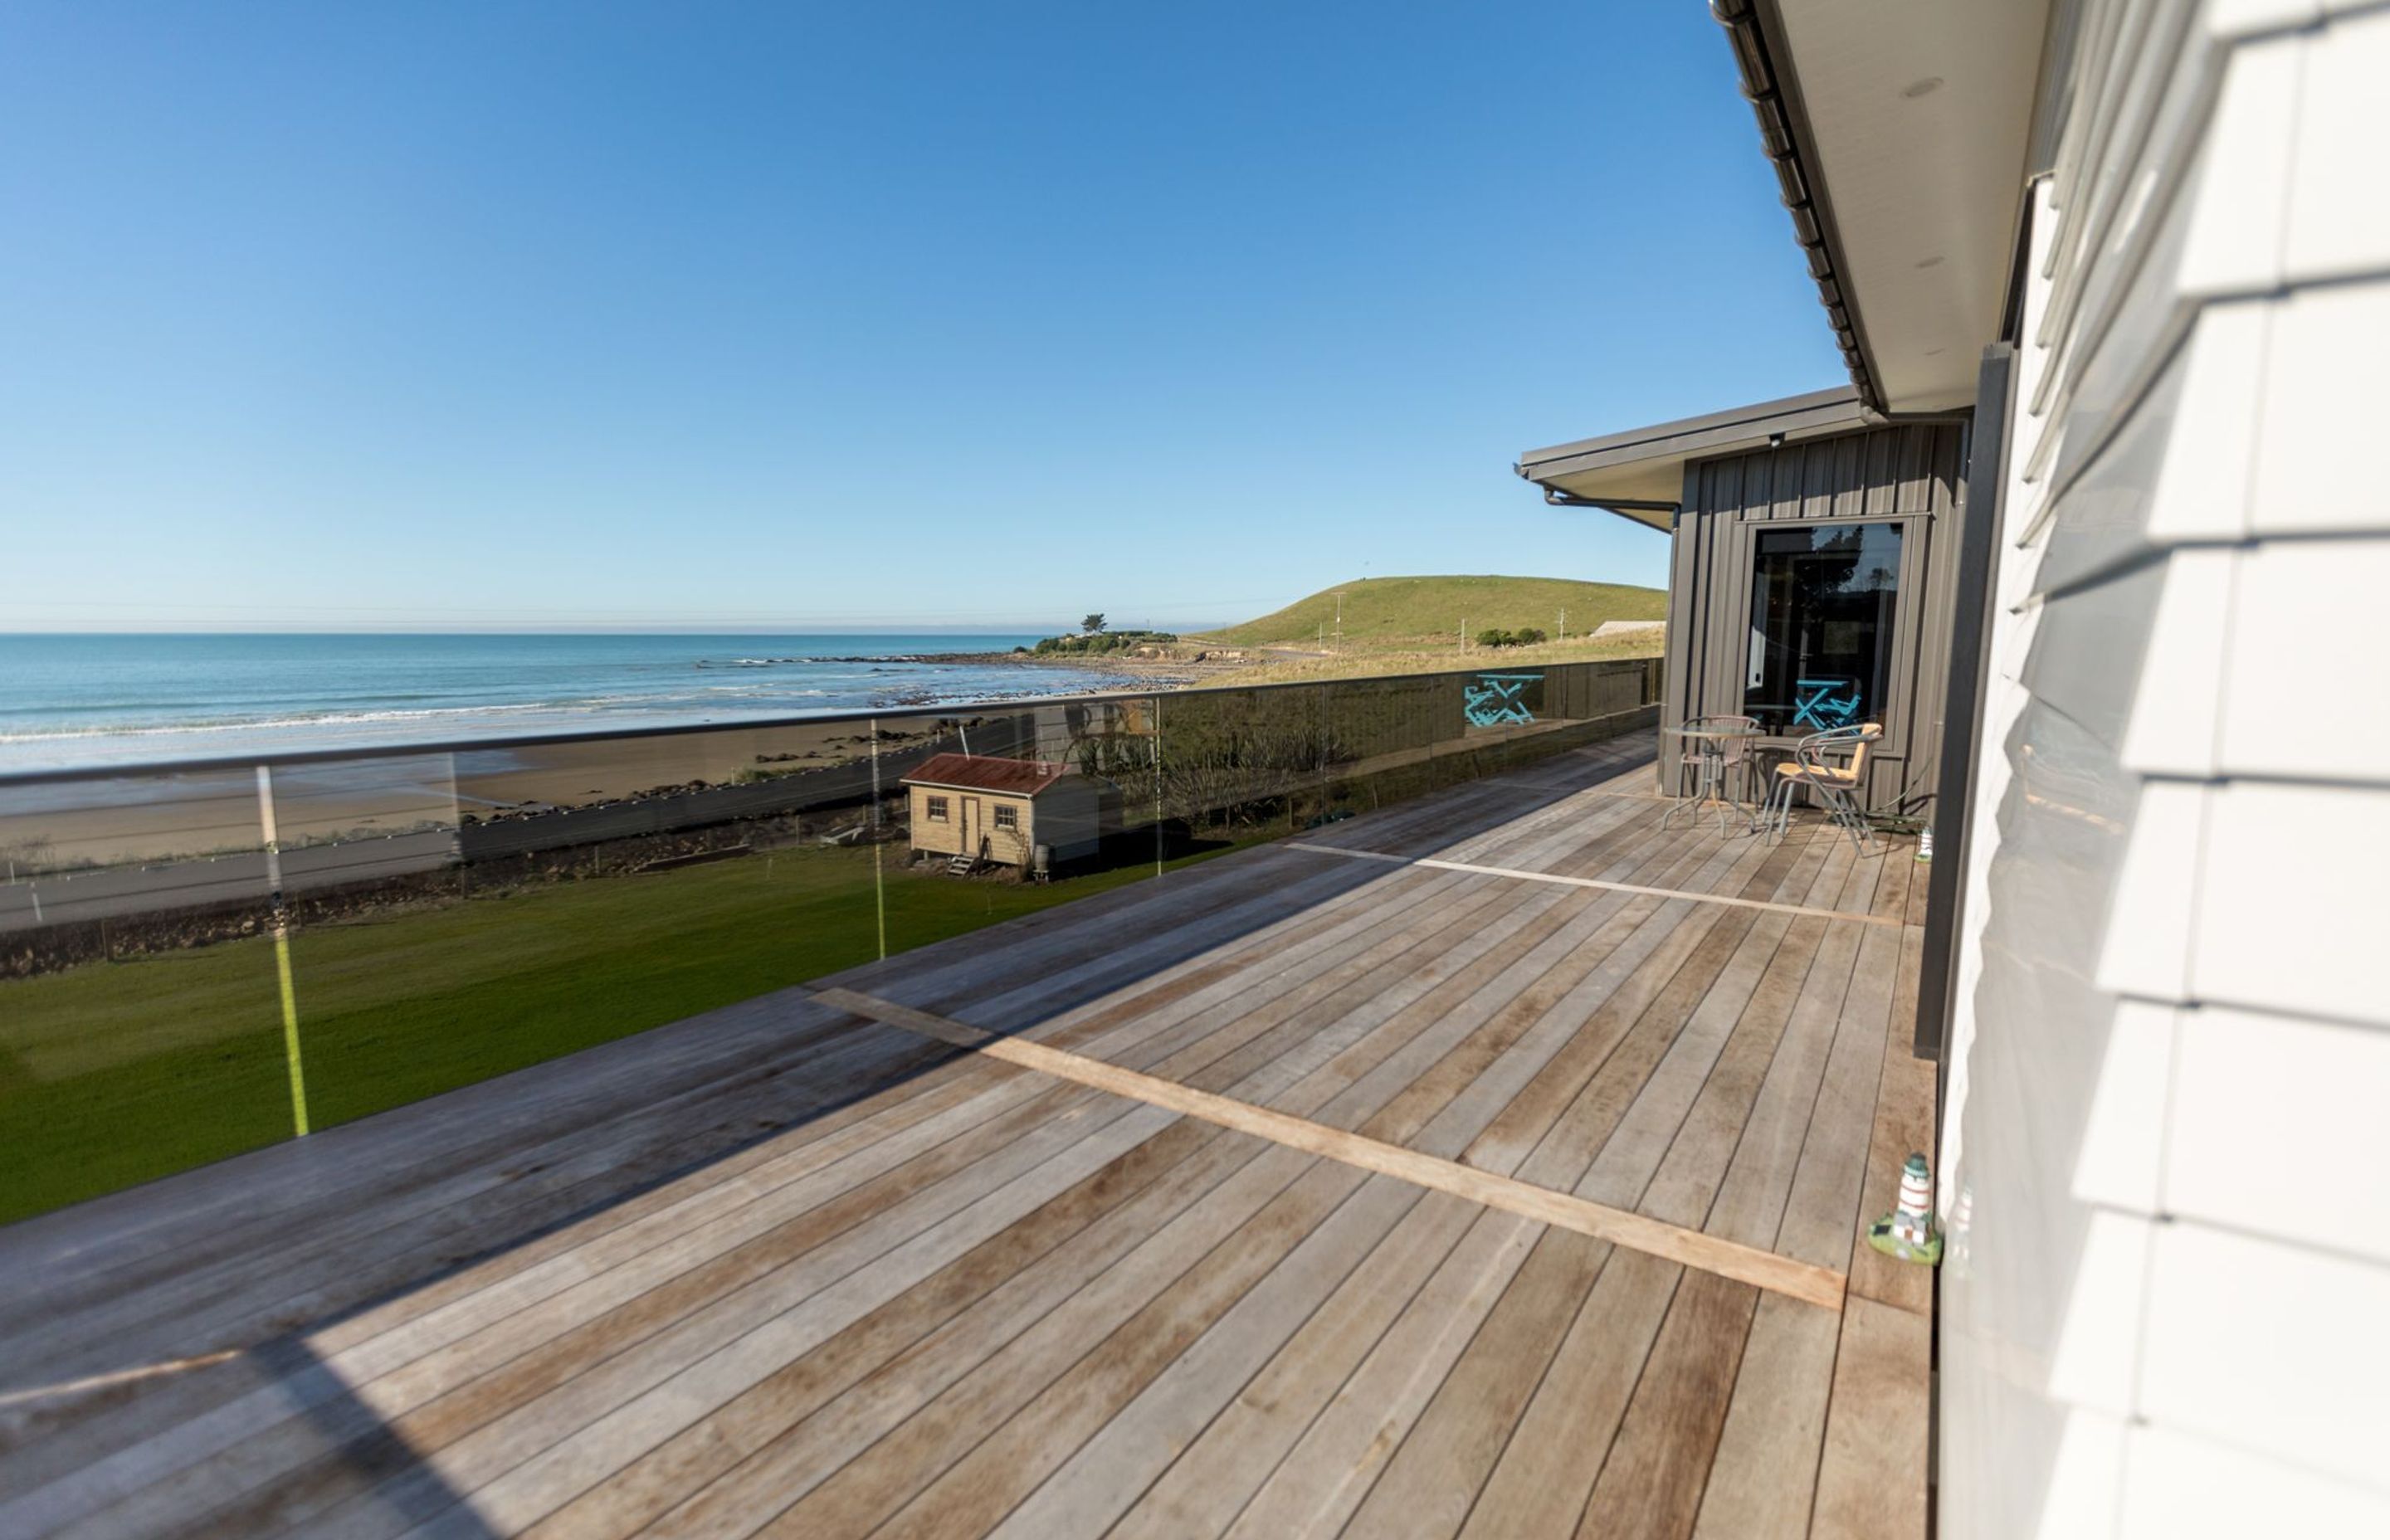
[{"left": 0, "top": 839, "right": 1250, "bottom": 1225}]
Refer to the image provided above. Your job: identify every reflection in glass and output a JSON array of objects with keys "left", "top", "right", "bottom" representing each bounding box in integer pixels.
[
  {"left": 1744, "top": 523, "right": 1902, "bottom": 735},
  {"left": 0, "top": 768, "right": 294, "bottom": 1222},
  {"left": 0, "top": 657, "right": 1669, "bottom": 1221},
  {"left": 1147, "top": 687, "right": 1324, "bottom": 840}
]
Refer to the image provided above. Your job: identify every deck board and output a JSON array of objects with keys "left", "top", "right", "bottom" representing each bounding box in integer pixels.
[
  {"left": 1339, "top": 1227, "right": 1612, "bottom": 1540},
  {"left": 1454, "top": 1245, "right": 1679, "bottom": 1539},
  {"left": 1100, "top": 1190, "right": 1485, "bottom": 1540},
  {"left": 0, "top": 737, "right": 1934, "bottom": 1539},
  {"left": 1809, "top": 1296, "right": 1933, "bottom": 1540}
]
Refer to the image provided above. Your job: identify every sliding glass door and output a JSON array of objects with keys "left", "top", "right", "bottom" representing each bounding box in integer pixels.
[{"left": 1742, "top": 522, "right": 1903, "bottom": 735}]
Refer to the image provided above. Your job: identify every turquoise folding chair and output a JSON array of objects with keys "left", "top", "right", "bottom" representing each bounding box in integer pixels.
[{"left": 1792, "top": 677, "right": 1861, "bottom": 730}]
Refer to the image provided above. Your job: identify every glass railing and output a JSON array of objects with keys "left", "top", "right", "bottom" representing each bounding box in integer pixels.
[{"left": 0, "top": 656, "right": 1661, "bottom": 1223}]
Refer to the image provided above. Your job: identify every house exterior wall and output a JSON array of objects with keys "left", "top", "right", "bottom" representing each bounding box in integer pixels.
[
  {"left": 1939, "top": 4, "right": 2390, "bottom": 1533},
  {"left": 1661, "top": 421, "right": 1968, "bottom": 813},
  {"left": 1027, "top": 777, "right": 1107, "bottom": 861},
  {"left": 906, "top": 786, "right": 964, "bottom": 856},
  {"left": 978, "top": 800, "right": 1032, "bottom": 866},
  {"left": 910, "top": 778, "right": 1113, "bottom": 865},
  {"left": 906, "top": 786, "right": 1034, "bottom": 865}
]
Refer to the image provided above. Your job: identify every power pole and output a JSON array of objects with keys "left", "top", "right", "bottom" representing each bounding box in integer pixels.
[
  {"left": 1558, "top": 608, "right": 1566, "bottom": 643},
  {"left": 1334, "top": 591, "right": 1344, "bottom": 647},
  {"left": 1460, "top": 618, "right": 1466, "bottom": 652}
]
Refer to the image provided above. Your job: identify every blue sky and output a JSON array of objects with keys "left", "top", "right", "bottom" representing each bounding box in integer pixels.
[{"left": 0, "top": 2, "right": 1843, "bottom": 633}]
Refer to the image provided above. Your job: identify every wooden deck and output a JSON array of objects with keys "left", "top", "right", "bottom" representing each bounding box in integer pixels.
[{"left": 0, "top": 738, "right": 1935, "bottom": 1539}]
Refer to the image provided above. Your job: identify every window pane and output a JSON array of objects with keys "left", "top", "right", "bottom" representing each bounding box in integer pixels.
[{"left": 1744, "top": 523, "right": 1902, "bottom": 735}]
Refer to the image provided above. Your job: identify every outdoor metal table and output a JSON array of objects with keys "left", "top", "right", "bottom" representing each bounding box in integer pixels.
[{"left": 1662, "top": 723, "right": 1767, "bottom": 834}]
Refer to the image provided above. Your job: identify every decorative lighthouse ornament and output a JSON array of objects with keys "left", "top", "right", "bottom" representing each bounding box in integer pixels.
[{"left": 1867, "top": 1153, "right": 1943, "bottom": 1265}]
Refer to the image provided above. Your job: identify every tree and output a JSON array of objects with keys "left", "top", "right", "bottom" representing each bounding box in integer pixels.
[{"left": 1081, "top": 612, "right": 1106, "bottom": 635}]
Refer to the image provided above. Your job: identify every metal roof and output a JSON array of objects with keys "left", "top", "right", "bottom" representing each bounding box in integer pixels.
[
  {"left": 1712, "top": 0, "right": 1880, "bottom": 408},
  {"left": 1713, "top": 0, "right": 2050, "bottom": 412},
  {"left": 1514, "top": 386, "right": 1871, "bottom": 529},
  {"left": 900, "top": 753, "right": 1075, "bottom": 797}
]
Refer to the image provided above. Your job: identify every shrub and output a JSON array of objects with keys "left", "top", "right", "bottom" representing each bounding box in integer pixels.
[{"left": 1028, "top": 627, "right": 1178, "bottom": 655}]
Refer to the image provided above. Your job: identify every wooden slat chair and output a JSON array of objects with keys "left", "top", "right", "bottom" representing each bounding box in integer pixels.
[{"left": 1763, "top": 722, "right": 1882, "bottom": 854}]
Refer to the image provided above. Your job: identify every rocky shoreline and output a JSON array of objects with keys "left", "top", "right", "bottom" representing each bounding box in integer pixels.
[
  {"left": 694, "top": 646, "right": 1222, "bottom": 702},
  {"left": 911, "top": 647, "right": 1251, "bottom": 688}
]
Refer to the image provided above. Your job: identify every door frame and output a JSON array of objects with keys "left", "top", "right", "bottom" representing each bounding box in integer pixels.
[
  {"left": 1915, "top": 344, "right": 2015, "bottom": 1062},
  {"left": 1718, "top": 508, "right": 1931, "bottom": 805}
]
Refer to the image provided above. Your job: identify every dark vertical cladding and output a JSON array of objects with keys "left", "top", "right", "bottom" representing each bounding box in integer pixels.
[
  {"left": 1656, "top": 420, "right": 1968, "bottom": 817},
  {"left": 1660, "top": 465, "right": 1705, "bottom": 790},
  {"left": 1915, "top": 345, "right": 2016, "bottom": 1063}
]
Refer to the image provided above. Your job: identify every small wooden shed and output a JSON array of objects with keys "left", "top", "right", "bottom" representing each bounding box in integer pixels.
[{"left": 900, "top": 753, "right": 1109, "bottom": 869}]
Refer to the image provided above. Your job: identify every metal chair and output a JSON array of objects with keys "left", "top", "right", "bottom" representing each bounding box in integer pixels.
[
  {"left": 1764, "top": 722, "right": 1882, "bottom": 854},
  {"left": 1682, "top": 717, "right": 1758, "bottom": 798},
  {"left": 1667, "top": 714, "right": 1762, "bottom": 833}
]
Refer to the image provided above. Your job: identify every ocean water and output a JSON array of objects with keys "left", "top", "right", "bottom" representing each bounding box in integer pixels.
[{"left": 0, "top": 633, "right": 1152, "bottom": 772}]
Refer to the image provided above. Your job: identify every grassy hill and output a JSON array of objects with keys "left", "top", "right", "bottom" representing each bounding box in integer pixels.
[{"left": 1195, "top": 574, "right": 1666, "bottom": 652}]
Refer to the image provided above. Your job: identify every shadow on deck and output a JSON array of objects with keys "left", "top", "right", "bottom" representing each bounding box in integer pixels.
[{"left": 0, "top": 738, "right": 1934, "bottom": 1539}]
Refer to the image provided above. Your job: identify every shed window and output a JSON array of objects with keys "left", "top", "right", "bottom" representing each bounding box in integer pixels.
[
  {"left": 925, "top": 795, "right": 949, "bottom": 821},
  {"left": 1744, "top": 523, "right": 1902, "bottom": 736},
  {"left": 993, "top": 804, "right": 1019, "bottom": 831}
]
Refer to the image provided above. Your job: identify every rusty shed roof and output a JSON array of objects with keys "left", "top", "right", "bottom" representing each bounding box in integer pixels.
[{"left": 900, "top": 753, "right": 1074, "bottom": 796}]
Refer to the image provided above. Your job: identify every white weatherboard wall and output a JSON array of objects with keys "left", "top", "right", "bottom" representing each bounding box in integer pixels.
[{"left": 1938, "top": 2, "right": 2390, "bottom": 1535}]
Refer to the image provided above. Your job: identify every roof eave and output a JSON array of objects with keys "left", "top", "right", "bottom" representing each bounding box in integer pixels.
[
  {"left": 1711, "top": 0, "right": 1881, "bottom": 410},
  {"left": 1514, "top": 385, "right": 1873, "bottom": 530},
  {"left": 1516, "top": 386, "right": 1865, "bottom": 480}
]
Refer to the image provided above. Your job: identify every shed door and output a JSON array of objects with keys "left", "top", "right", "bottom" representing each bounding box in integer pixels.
[{"left": 959, "top": 796, "right": 982, "bottom": 856}]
